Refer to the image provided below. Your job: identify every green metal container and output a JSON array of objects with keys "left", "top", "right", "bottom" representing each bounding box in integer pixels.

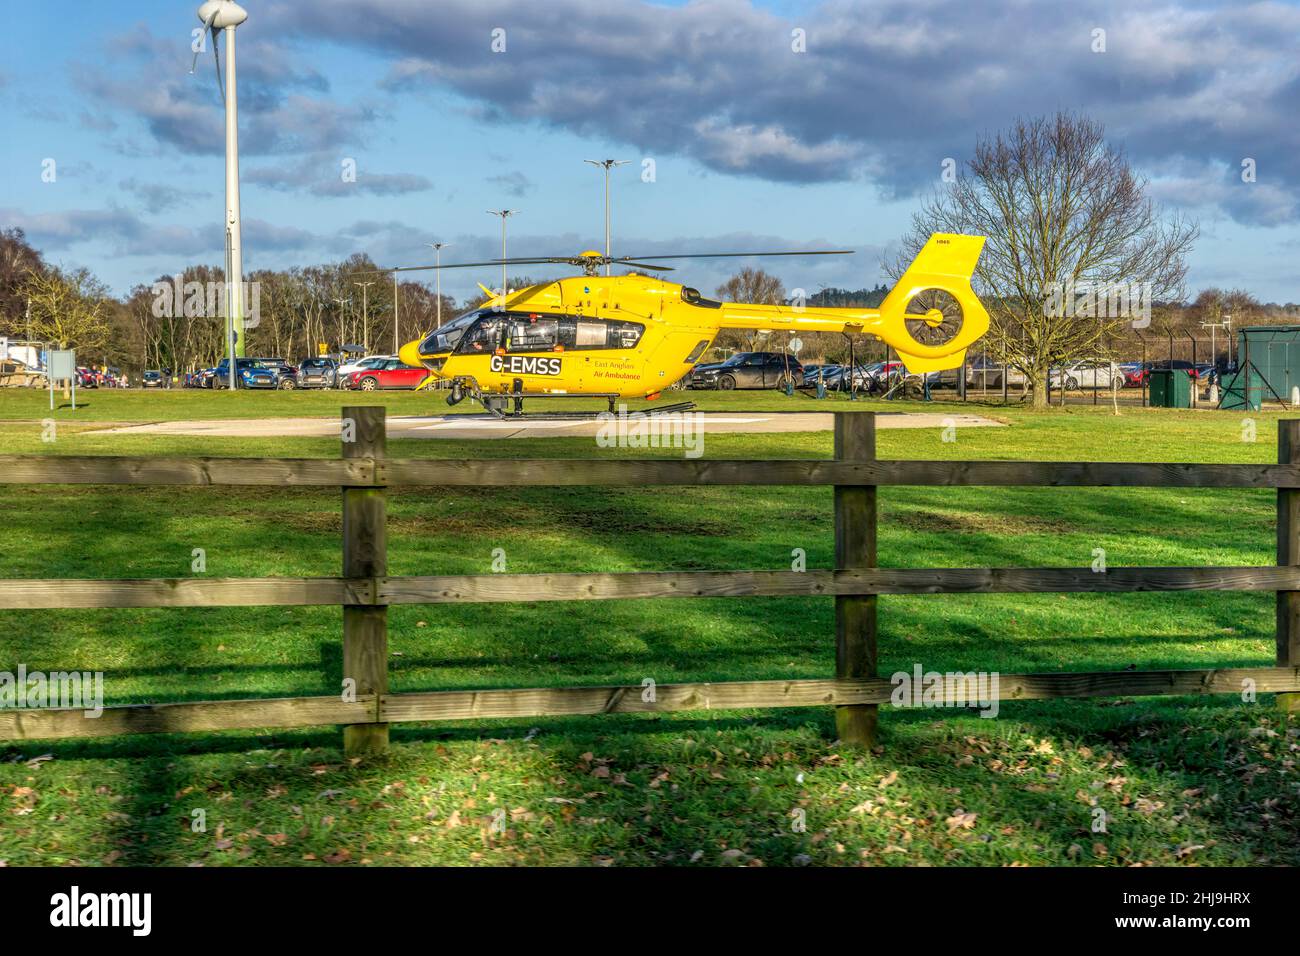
[{"left": 1148, "top": 369, "right": 1192, "bottom": 408}]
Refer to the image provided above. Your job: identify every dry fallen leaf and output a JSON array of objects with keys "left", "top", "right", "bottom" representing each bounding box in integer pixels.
[{"left": 946, "top": 810, "right": 978, "bottom": 830}]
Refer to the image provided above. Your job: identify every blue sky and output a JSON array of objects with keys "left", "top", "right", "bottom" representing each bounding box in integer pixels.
[{"left": 2, "top": 0, "right": 1299, "bottom": 305}]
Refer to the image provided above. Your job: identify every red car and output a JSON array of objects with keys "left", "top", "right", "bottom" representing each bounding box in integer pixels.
[{"left": 346, "top": 359, "right": 427, "bottom": 391}]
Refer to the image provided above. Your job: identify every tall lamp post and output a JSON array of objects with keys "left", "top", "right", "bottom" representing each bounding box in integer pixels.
[
  {"left": 353, "top": 281, "right": 374, "bottom": 353},
  {"left": 391, "top": 271, "right": 399, "bottom": 354},
  {"left": 486, "top": 210, "right": 517, "bottom": 295},
  {"left": 333, "top": 296, "right": 349, "bottom": 351},
  {"left": 584, "top": 158, "right": 629, "bottom": 276},
  {"left": 426, "top": 242, "right": 451, "bottom": 328}
]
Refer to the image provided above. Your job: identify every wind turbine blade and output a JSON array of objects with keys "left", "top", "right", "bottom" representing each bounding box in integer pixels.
[
  {"left": 212, "top": 27, "right": 225, "bottom": 105},
  {"left": 191, "top": 9, "right": 218, "bottom": 74}
]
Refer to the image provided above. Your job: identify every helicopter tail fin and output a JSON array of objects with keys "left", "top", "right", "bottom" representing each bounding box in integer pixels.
[{"left": 883, "top": 233, "right": 988, "bottom": 373}]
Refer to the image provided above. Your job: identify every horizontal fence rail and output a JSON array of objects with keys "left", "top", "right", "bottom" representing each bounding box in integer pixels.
[
  {"left": 6, "top": 566, "right": 1300, "bottom": 609},
  {"left": 3, "top": 670, "right": 1298, "bottom": 742},
  {"left": 4, "top": 454, "right": 1300, "bottom": 488},
  {"left": 1, "top": 407, "right": 1297, "bottom": 752}
]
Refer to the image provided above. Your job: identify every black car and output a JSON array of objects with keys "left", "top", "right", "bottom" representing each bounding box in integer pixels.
[
  {"left": 689, "top": 352, "right": 804, "bottom": 390},
  {"left": 296, "top": 357, "right": 338, "bottom": 389},
  {"left": 142, "top": 370, "right": 163, "bottom": 388}
]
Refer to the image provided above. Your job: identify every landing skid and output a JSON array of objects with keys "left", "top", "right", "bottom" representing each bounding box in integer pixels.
[{"left": 447, "top": 379, "right": 696, "bottom": 420}]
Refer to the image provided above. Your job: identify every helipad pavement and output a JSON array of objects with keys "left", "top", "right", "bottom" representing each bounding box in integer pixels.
[{"left": 97, "top": 410, "right": 1004, "bottom": 440}]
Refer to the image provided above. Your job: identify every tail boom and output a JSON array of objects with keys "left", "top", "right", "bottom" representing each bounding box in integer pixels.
[{"left": 709, "top": 233, "right": 988, "bottom": 375}]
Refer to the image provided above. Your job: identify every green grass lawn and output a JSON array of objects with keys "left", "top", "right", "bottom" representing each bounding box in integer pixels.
[{"left": 0, "top": 390, "right": 1295, "bottom": 866}]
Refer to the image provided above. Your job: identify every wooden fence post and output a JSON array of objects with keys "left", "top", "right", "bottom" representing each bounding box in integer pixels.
[
  {"left": 1278, "top": 419, "right": 1300, "bottom": 714},
  {"left": 834, "top": 411, "right": 878, "bottom": 746},
  {"left": 342, "top": 406, "right": 389, "bottom": 753}
]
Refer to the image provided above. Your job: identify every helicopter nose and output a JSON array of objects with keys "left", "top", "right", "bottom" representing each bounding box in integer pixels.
[{"left": 399, "top": 340, "right": 426, "bottom": 369}]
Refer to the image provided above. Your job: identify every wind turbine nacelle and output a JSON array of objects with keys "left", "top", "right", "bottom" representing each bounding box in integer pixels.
[{"left": 198, "top": 0, "right": 248, "bottom": 29}]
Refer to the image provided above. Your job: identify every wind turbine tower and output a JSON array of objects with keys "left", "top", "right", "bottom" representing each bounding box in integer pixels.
[{"left": 193, "top": 0, "right": 249, "bottom": 361}]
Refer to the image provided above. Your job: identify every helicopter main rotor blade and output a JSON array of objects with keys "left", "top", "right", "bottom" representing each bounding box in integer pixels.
[
  {"left": 615, "top": 261, "right": 674, "bottom": 272},
  {"left": 351, "top": 249, "right": 853, "bottom": 278},
  {"left": 351, "top": 258, "right": 567, "bottom": 277},
  {"left": 613, "top": 250, "right": 854, "bottom": 262}
]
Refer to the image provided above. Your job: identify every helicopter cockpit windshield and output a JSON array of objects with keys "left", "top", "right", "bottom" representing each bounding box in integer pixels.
[{"left": 419, "top": 309, "right": 483, "bottom": 355}]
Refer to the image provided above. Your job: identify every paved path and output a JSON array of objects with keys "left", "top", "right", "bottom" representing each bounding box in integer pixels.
[{"left": 98, "top": 410, "right": 1004, "bottom": 440}]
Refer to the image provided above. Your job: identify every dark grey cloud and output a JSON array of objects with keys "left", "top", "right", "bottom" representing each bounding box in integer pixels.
[
  {"left": 244, "top": 155, "right": 433, "bottom": 196},
  {"left": 74, "top": 24, "right": 378, "bottom": 158},
  {"left": 486, "top": 171, "right": 534, "bottom": 197},
  {"left": 119, "top": 177, "right": 194, "bottom": 214},
  {"left": 256, "top": 0, "right": 1300, "bottom": 225},
  {"left": 0, "top": 206, "right": 213, "bottom": 258},
  {"left": 0, "top": 205, "right": 317, "bottom": 261}
]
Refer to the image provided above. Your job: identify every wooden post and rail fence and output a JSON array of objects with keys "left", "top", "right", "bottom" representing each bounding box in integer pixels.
[{"left": 0, "top": 408, "right": 1296, "bottom": 754}]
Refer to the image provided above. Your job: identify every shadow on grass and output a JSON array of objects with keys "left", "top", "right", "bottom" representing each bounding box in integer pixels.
[{"left": 16, "top": 694, "right": 1296, "bottom": 866}]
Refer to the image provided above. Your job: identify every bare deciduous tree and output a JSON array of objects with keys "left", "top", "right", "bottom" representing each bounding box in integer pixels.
[
  {"left": 889, "top": 113, "right": 1198, "bottom": 406},
  {"left": 715, "top": 268, "right": 785, "bottom": 353}
]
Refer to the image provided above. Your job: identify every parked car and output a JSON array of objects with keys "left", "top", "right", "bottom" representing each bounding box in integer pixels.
[
  {"left": 345, "top": 359, "right": 427, "bottom": 391},
  {"left": 212, "top": 357, "right": 278, "bottom": 389},
  {"left": 689, "top": 352, "right": 804, "bottom": 390},
  {"left": 860, "top": 360, "right": 906, "bottom": 391},
  {"left": 964, "top": 357, "right": 1018, "bottom": 389},
  {"left": 296, "top": 357, "right": 338, "bottom": 389},
  {"left": 800, "top": 363, "right": 830, "bottom": 381},
  {"left": 259, "top": 358, "right": 299, "bottom": 389},
  {"left": 1048, "top": 360, "right": 1122, "bottom": 390},
  {"left": 337, "top": 355, "right": 396, "bottom": 385},
  {"left": 142, "top": 370, "right": 163, "bottom": 388},
  {"left": 75, "top": 367, "right": 99, "bottom": 389},
  {"left": 1150, "top": 360, "right": 1199, "bottom": 377},
  {"left": 827, "top": 364, "right": 879, "bottom": 392},
  {"left": 1118, "top": 362, "right": 1149, "bottom": 387}
]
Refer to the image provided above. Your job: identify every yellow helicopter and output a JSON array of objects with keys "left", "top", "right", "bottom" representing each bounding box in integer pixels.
[{"left": 382, "top": 232, "right": 988, "bottom": 408}]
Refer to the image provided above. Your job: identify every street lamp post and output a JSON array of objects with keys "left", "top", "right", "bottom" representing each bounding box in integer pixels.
[
  {"left": 486, "top": 210, "right": 517, "bottom": 296},
  {"left": 584, "top": 159, "right": 630, "bottom": 276},
  {"left": 333, "top": 296, "right": 349, "bottom": 351},
  {"left": 354, "top": 281, "right": 374, "bottom": 353},
  {"left": 426, "top": 242, "right": 451, "bottom": 328},
  {"left": 391, "top": 271, "right": 399, "bottom": 354}
]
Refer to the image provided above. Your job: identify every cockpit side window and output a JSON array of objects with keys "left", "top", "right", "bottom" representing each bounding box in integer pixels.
[
  {"left": 419, "top": 309, "right": 483, "bottom": 354},
  {"left": 506, "top": 315, "right": 560, "bottom": 351},
  {"left": 454, "top": 316, "right": 503, "bottom": 354}
]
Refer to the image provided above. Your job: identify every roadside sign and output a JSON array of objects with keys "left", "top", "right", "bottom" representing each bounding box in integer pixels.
[
  {"left": 789, "top": 337, "right": 803, "bottom": 354},
  {"left": 49, "top": 351, "right": 75, "bottom": 380},
  {"left": 49, "top": 349, "right": 76, "bottom": 410}
]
